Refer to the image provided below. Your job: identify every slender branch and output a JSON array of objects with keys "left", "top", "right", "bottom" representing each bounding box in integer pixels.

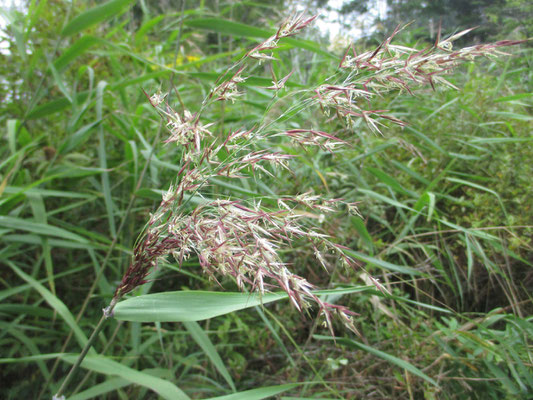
[
  {"left": 72, "top": 321, "right": 124, "bottom": 396},
  {"left": 52, "top": 302, "right": 114, "bottom": 400}
]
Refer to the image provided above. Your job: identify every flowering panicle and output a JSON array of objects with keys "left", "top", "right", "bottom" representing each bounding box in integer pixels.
[
  {"left": 276, "top": 14, "right": 318, "bottom": 39},
  {"left": 280, "top": 128, "right": 350, "bottom": 151},
  {"left": 247, "top": 13, "right": 317, "bottom": 63},
  {"left": 217, "top": 150, "right": 294, "bottom": 178},
  {"left": 319, "top": 25, "right": 524, "bottom": 133},
  {"left": 339, "top": 27, "right": 523, "bottom": 93},
  {"left": 116, "top": 192, "right": 360, "bottom": 334},
  {"left": 163, "top": 108, "right": 214, "bottom": 154},
  {"left": 117, "top": 17, "right": 523, "bottom": 336},
  {"left": 148, "top": 90, "right": 167, "bottom": 107},
  {"left": 312, "top": 84, "right": 407, "bottom": 135},
  {"left": 212, "top": 66, "right": 247, "bottom": 102},
  {"left": 266, "top": 69, "right": 294, "bottom": 91}
]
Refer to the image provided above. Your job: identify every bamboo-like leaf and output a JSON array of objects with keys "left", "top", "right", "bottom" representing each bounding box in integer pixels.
[
  {"left": 357, "top": 188, "right": 415, "bottom": 213},
  {"left": 367, "top": 166, "right": 417, "bottom": 198},
  {"left": 469, "top": 137, "right": 533, "bottom": 144},
  {"left": 54, "top": 36, "right": 101, "bottom": 71},
  {"left": 114, "top": 287, "right": 371, "bottom": 323},
  {"left": 446, "top": 177, "right": 507, "bottom": 218},
  {"left": 3, "top": 186, "right": 91, "bottom": 199},
  {"left": 406, "top": 126, "right": 448, "bottom": 155},
  {"left": 58, "top": 120, "right": 102, "bottom": 154},
  {"left": 28, "top": 194, "right": 55, "bottom": 294},
  {"left": 96, "top": 80, "right": 116, "bottom": 237},
  {"left": 7, "top": 119, "right": 17, "bottom": 154},
  {"left": 114, "top": 291, "right": 286, "bottom": 322},
  {"left": 0, "top": 216, "right": 88, "bottom": 243},
  {"left": 493, "top": 92, "right": 533, "bottom": 102},
  {"left": 69, "top": 377, "right": 130, "bottom": 400},
  {"left": 0, "top": 265, "right": 90, "bottom": 303},
  {"left": 48, "top": 60, "right": 73, "bottom": 103},
  {"left": 351, "top": 216, "right": 374, "bottom": 255},
  {"left": 0, "top": 353, "right": 66, "bottom": 364},
  {"left": 488, "top": 110, "right": 533, "bottom": 121},
  {"left": 414, "top": 191, "right": 436, "bottom": 222},
  {"left": 344, "top": 249, "right": 423, "bottom": 276},
  {"left": 134, "top": 14, "right": 166, "bottom": 45},
  {"left": 27, "top": 91, "right": 91, "bottom": 119}
]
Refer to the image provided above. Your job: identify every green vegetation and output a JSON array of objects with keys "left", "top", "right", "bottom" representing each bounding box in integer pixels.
[{"left": 1, "top": 1, "right": 531, "bottom": 399}]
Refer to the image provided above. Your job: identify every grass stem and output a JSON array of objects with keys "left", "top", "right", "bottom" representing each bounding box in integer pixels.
[{"left": 52, "top": 311, "right": 110, "bottom": 400}]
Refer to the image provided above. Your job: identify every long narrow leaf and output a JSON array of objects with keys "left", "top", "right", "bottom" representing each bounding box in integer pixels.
[
  {"left": 183, "top": 321, "right": 236, "bottom": 392},
  {"left": 114, "top": 287, "right": 372, "bottom": 323},
  {"left": 61, "top": 0, "right": 135, "bottom": 37},
  {"left": 204, "top": 383, "right": 299, "bottom": 400},
  {"left": 114, "top": 291, "right": 286, "bottom": 322},
  {"left": 61, "top": 354, "right": 190, "bottom": 400},
  {"left": 0, "top": 216, "right": 88, "bottom": 243},
  {"left": 7, "top": 262, "right": 91, "bottom": 352},
  {"left": 69, "top": 377, "right": 130, "bottom": 400}
]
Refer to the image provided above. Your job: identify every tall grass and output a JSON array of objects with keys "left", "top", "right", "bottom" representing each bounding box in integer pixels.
[{"left": 0, "top": 1, "right": 531, "bottom": 399}]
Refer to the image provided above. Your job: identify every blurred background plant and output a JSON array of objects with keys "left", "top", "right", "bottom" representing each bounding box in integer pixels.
[{"left": 0, "top": 0, "right": 531, "bottom": 399}]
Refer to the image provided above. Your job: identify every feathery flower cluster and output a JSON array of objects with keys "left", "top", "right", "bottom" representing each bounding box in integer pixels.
[
  {"left": 213, "top": 66, "right": 247, "bottom": 102},
  {"left": 115, "top": 175, "right": 362, "bottom": 333},
  {"left": 280, "top": 129, "right": 350, "bottom": 152},
  {"left": 114, "top": 17, "right": 523, "bottom": 335},
  {"left": 314, "top": 25, "right": 524, "bottom": 134},
  {"left": 163, "top": 109, "right": 214, "bottom": 154},
  {"left": 246, "top": 14, "right": 317, "bottom": 62}
]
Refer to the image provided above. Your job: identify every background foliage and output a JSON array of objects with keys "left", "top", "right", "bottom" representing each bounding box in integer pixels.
[{"left": 0, "top": 0, "right": 531, "bottom": 399}]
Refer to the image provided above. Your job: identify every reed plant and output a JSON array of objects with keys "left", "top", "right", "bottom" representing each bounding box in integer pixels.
[
  {"left": 1, "top": 1, "right": 530, "bottom": 399},
  {"left": 52, "top": 11, "right": 525, "bottom": 400}
]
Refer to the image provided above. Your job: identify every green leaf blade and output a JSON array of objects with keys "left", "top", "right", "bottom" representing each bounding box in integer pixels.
[
  {"left": 114, "top": 291, "right": 286, "bottom": 322},
  {"left": 61, "top": 0, "right": 135, "bottom": 37},
  {"left": 61, "top": 354, "right": 190, "bottom": 400}
]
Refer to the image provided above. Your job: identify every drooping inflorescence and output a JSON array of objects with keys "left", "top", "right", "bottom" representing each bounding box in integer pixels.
[{"left": 115, "top": 16, "right": 523, "bottom": 335}]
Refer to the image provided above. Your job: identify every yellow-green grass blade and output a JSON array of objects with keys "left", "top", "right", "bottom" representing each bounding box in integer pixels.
[
  {"left": 69, "top": 377, "right": 129, "bottom": 400},
  {"left": 114, "top": 291, "right": 286, "bottom": 322},
  {"left": 96, "top": 80, "right": 116, "bottom": 237},
  {"left": 0, "top": 216, "right": 88, "bottom": 243}
]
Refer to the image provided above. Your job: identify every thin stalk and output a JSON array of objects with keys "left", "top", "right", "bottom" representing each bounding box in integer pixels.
[
  {"left": 72, "top": 321, "right": 124, "bottom": 395},
  {"left": 52, "top": 308, "right": 111, "bottom": 400}
]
